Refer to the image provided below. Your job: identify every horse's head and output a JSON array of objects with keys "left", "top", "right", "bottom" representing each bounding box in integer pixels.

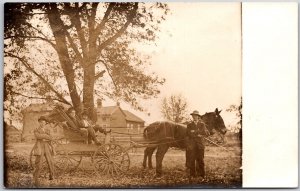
[{"left": 201, "top": 108, "right": 227, "bottom": 135}]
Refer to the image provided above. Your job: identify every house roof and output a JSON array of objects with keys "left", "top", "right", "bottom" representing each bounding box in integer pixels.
[
  {"left": 22, "top": 102, "right": 69, "bottom": 113},
  {"left": 97, "top": 106, "right": 144, "bottom": 123},
  {"left": 97, "top": 106, "right": 120, "bottom": 115},
  {"left": 123, "top": 110, "right": 144, "bottom": 123},
  {"left": 5, "top": 124, "right": 21, "bottom": 133}
]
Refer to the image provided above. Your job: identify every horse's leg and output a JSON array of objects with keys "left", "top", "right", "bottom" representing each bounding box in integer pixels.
[
  {"left": 143, "top": 147, "right": 149, "bottom": 169},
  {"left": 148, "top": 147, "right": 156, "bottom": 169},
  {"left": 185, "top": 148, "right": 188, "bottom": 168},
  {"left": 155, "top": 145, "right": 169, "bottom": 177},
  {"left": 143, "top": 147, "right": 156, "bottom": 169}
]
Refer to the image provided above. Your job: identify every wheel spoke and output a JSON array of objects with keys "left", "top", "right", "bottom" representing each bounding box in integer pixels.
[{"left": 92, "top": 144, "right": 130, "bottom": 176}]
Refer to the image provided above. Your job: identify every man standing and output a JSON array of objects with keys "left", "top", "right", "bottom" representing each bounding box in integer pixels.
[
  {"left": 186, "top": 110, "right": 210, "bottom": 178},
  {"left": 32, "top": 116, "right": 55, "bottom": 186}
]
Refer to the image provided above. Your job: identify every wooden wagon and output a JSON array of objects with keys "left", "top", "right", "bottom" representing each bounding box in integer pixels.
[{"left": 29, "top": 106, "right": 133, "bottom": 176}]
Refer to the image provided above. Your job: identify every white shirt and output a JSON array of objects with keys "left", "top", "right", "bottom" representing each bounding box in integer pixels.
[{"left": 82, "top": 119, "right": 90, "bottom": 127}]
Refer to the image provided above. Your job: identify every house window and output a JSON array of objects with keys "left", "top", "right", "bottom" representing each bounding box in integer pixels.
[
  {"left": 130, "top": 124, "right": 133, "bottom": 130},
  {"left": 102, "top": 117, "right": 107, "bottom": 121},
  {"left": 137, "top": 124, "right": 141, "bottom": 133},
  {"left": 127, "top": 123, "right": 130, "bottom": 128}
]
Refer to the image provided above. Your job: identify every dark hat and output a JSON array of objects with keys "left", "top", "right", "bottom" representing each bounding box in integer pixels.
[
  {"left": 38, "top": 116, "right": 48, "bottom": 122},
  {"left": 190, "top": 110, "right": 201, "bottom": 117}
]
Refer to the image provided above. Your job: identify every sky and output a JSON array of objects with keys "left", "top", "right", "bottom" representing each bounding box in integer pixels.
[{"left": 107, "top": 3, "right": 242, "bottom": 127}]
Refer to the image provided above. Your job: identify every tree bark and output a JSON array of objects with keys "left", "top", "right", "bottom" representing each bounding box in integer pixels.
[
  {"left": 83, "top": 62, "right": 96, "bottom": 121},
  {"left": 81, "top": 17, "right": 97, "bottom": 121},
  {"left": 47, "top": 4, "right": 81, "bottom": 112}
]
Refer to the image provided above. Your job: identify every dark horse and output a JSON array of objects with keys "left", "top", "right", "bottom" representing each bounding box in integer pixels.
[{"left": 142, "top": 108, "right": 227, "bottom": 176}]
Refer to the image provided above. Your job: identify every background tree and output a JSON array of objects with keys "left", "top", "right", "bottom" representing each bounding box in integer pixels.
[
  {"left": 160, "top": 94, "right": 189, "bottom": 123},
  {"left": 226, "top": 97, "right": 242, "bottom": 130},
  {"left": 4, "top": 3, "right": 169, "bottom": 123}
]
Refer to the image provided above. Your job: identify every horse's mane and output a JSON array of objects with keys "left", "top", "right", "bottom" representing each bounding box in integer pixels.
[{"left": 201, "top": 111, "right": 214, "bottom": 118}]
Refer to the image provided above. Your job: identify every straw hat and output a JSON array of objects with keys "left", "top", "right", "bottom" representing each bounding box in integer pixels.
[{"left": 190, "top": 110, "right": 201, "bottom": 117}]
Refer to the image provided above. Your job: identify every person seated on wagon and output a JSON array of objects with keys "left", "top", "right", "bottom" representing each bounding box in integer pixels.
[
  {"left": 81, "top": 111, "right": 110, "bottom": 145},
  {"left": 64, "top": 107, "right": 87, "bottom": 135}
]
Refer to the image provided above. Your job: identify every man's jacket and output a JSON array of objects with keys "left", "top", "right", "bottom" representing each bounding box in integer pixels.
[
  {"left": 32, "top": 125, "right": 53, "bottom": 156},
  {"left": 186, "top": 120, "right": 210, "bottom": 141}
]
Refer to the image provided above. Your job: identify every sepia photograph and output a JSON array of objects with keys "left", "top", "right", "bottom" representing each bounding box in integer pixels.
[{"left": 4, "top": 2, "right": 243, "bottom": 188}]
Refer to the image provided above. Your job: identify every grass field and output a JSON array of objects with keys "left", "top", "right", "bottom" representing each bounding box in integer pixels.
[{"left": 4, "top": 142, "right": 242, "bottom": 188}]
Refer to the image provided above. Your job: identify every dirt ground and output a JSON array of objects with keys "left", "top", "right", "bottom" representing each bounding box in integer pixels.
[{"left": 4, "top": 142, "right": 242, "bottom": 188}]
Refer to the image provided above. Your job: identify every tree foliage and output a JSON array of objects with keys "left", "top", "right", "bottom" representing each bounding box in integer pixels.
[
  {"left": 160, "top": 94, "right": 189, "bottom": 123},
  {"left": 226, "top": 97, "right": 242, "bottom": 132},
  {"left": 4, "top": 3, "right": 169, "bottom": 122}
]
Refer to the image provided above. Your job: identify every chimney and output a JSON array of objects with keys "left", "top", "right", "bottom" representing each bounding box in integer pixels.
[
  {"left": 97, "top": 99, "right": 102, "bottom": 108},
  {"left": 116, "top": 101, "right": 120, "bottom": 107}
]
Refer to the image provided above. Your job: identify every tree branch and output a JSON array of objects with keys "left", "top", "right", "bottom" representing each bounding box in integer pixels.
[
  {"left": 11, "top": 90, "right": 66, "bottom": 103},
  {"left": 64, "top": 30, "right": 85, "bottom": 66},
  {"left": 94, "top": 70, "right": 106, "bottom": 80},
  {"left": 95, "top": 59, "right": 118, "bottom": 89},
  {"left": 98, "top": 3, "right": 138, "bottom": 51},
  {"left": 65, "top": 3, "right": 88, "bottom": 59},
  {"left": 4, "top": 35, "right": 57, "bottom": 49},
  {"left": 88, "top": 3, "right": 98, "bottom": 31},
  {"left": 55, "top": 4, "right": 84, "bottom": 66},
  {"left": 26, "top": 22, "right": 56, "bottom": 41},
  {"left": 93, "top": 3, "right": 115, "bottom": 37},
  {"left": 5, "top": 52, "right": 71, "bottom": 106}
]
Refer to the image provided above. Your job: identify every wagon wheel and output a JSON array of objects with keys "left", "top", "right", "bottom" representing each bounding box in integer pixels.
[
  {"left": 55, "top": 151, "right": 82, "bottom": 174},
  {"left": 52, "top": 138, "right": 68, "bottom": 146},
  {"left": 92, "top": 143, "right": 130, "bottom": 176}
]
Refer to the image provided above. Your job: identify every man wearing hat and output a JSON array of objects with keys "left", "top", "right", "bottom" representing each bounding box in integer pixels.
[
  {"left": 80, "top": 111, "right": 110, "bottom": 145},
  {"left": 186, "top": 110, "right": 210, "bottom": 178},
  {"left": 66, "top": 107, "right": 83, "bottom": 129},
  {"left": 32, "top": 116, "right": 55, "bottom": 185},
  {"left": 65, "top": 108, "right": 110, "bottom": 145}
]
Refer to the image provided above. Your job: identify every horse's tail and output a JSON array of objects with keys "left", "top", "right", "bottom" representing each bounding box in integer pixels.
[{"left": 143, "top": 123, "right": 157, "bottom": 140}]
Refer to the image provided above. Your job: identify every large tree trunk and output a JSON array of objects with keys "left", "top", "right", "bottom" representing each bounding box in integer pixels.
[
  {"left": 47, "top": 4, "right": 82, "bottom": 112},
  {"left": 83, "top": 63, "right": 96, "bottom": 122},
  {"left": 83, "top": 32, "right": 98, "bottom": 122}
]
